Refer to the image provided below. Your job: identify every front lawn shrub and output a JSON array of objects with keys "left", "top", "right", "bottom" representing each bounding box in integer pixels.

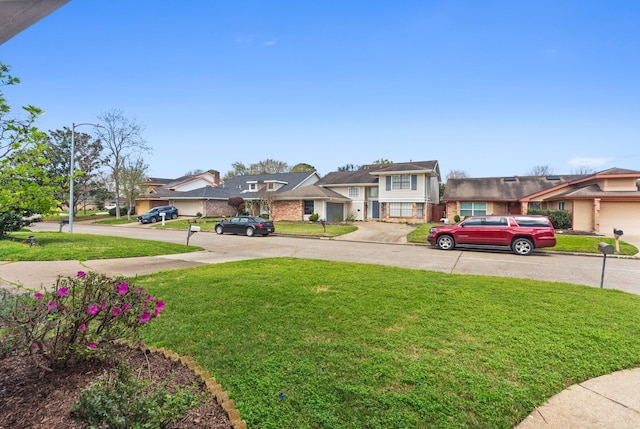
[
  {"left": 528, "top": 209, "right": 572, "bottom": 229},
  {"left": 71, "top": 363, "right": 201, "bottom": 429},
  {"left": 309, "top": 213, "right": 320, "bottom": 222},
  {"left": 0, "top": 271, "right": 164, "bottom": 371}
]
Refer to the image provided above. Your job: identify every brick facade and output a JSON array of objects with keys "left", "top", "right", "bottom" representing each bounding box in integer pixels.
[{"left": 271, "top": 200, "right": 303, "bottom": 221}]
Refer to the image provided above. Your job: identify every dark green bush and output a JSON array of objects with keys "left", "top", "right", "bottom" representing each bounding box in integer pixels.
[
  {"left": 71, "top": 363, "right": 202, "bottom": 428},
  {"left": 309, "top": 213, "right": 320, "bottom": 222},
  {"left": 527, "top": 209, "right": 572, "bottom": 229},
  {"left": 453, "top": 214, "right": 461, "bottom": 223},
  {"left": 108, "top": 207, "right": 132, "bottom": 216}
]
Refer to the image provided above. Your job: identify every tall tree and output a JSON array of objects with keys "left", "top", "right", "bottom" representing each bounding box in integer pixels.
[
  {"left": 527, "top": 165, "right": 554, "bottom": 176},
  {"left": 290, "top": 163, "right": 316, "bottom": 172},
  {"left": 224, "top": 159, "right": 289, "bottom": 180},
  {"left": 223, "top": 161, "right": 249, "bottom": 181},
  {"left": 119, "top": 156, "right": 148, "bottom": 220},
  {"left": 0, "top": 63, "right": 59, "bottom": 234},
  {"left": 43, "top": 128, "right": 104, "bottom": 214},
  {"left": 337, "top": 163, "right": 359, "bottom": 172},
  {"left": 372, "top": 158, "right": 392, "bottom": 164},
  {"left": 95, "top": 109, "right": 150, "bottom": 218},
  {"left": 446, "top": 170, "right": 469, "bottom": 180}
]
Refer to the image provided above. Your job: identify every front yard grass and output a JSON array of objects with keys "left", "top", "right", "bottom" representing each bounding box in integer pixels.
[
  {"left": 140, "top": 258, "right": 640, "bottom": 428},
  {"left": 0, "top": 233, "right": 201, "bottom": 261}
]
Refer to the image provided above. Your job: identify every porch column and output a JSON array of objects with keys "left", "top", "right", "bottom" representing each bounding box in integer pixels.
[{"left": 593, "top": 198, "right": 601, "bottom": 232}]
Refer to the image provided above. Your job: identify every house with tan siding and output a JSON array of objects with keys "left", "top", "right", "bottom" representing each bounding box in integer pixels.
[{"left": 443, "top": 168, "right": 640, "bottom": 235}]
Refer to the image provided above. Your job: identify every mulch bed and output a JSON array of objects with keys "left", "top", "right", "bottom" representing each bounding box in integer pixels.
[{"left": 0, "top": 343, "right": 233, "bottom": 428}]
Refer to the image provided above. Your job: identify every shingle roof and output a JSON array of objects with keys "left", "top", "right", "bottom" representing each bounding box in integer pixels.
[
  {"left": 444, "top": 175, "right": 586, "bottom": 201},
  {"left": 220, "top": 172, "right": 317, "bottom": 194},
  {"left": 275, "top": 185, "right": 351, "bottom": 201},
  {"left": 317, "top": 160, "right": 439, "bottom": 186}
]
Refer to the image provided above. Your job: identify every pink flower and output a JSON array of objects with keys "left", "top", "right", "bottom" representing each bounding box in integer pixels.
[
  {"left": 47, "top": 301, "right": 56, "bottom": 311},
  {"left": 139, "top": 311, "right": 151, "bottom": 324},
  {"left": 89, "top": 342, "right": 97, "bottom": 349},
  {"left": 87, "top": 305, "right": 98, "bottom": 315},
  {"left": 58, "top": 287, "right": 69, "bottom": 297},
  {"left": 117, "top": 281, "right": 128, "bottom": 295},
  {"left": 136, "top": 287, "right": 146, "bottom": 295},
  {"left": 79, "top": 324, "right": 86, "bottom": 332},
  {"left": 154, "top": 308, "right": 160, "bottom": 317},
  {"left": 100, "top": 301, "right": 107, "bottom": 311},
  {"left": 77, "top": 271, "right": 86, "bottom": 277},
  {"left": 34, "top": 292, "right": 43, "bottom": 300},
  {"left": 155, "top": 300, "right": 165, "bottom": 312},
  {"left": 123, "top": 303, "right": 131, "bottom": 311},
  {"left": 112, "top": 307, "right": 122, "bottom": 316},
  {"left": 147, "top": 294, "right": 154, "bottom": 301}
]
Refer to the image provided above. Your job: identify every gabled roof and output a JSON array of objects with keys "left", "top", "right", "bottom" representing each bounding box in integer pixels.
[
  {"left": 318, "top": 160, "right": 440, "bottom": 186},
  {"left": 220, "top": 172, "right": 319, "bottom": 194},
  {"left": 444, "top": 175, "right": 586, "bottom": 201},
  {"left": 275, "top": 185, "right": 351, "bottom": 201}
]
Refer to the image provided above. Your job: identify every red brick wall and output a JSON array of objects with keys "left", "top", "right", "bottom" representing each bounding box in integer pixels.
[
  {"left": 204, "top": 200, "right": 236, "bottom": 217},
  {"left": 272, "top": 200, "right": 303, "bottom": 221}
]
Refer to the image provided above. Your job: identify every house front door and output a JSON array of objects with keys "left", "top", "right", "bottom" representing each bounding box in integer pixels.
[{"left": 371, "top": 201, "right": 380, "bottom": 219}]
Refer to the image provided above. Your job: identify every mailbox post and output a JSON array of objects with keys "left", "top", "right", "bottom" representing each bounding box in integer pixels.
[
  {"left": 613, "top": 228, "right": 624, "bottom": 253},
  {"left": 160, "top": 212, "right": 166, "bottom": 226},
  {"left": 598, "top": 242, "right": 614, "bottom": 288},
  {"left": 187, "top": 223, "right": 200, "bottom": 245}
]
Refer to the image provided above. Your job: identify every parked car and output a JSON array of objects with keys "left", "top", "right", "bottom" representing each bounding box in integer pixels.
[
  {"left": 427, "top": 215, "right": 556, "bottom": 255},
  {"left": 214, "top": 216, "right": 275, "bottom": 237},
  {"left": 137, "top": 206, "right": 179, "bottom": 224}
]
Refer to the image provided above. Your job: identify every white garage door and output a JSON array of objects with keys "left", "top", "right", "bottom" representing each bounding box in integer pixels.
[
  {"left": 174, "top": 201, "right": 202, "bottom": 217},
  {"left": 600, "top": 202, "right": 640, "bottom": 235}
]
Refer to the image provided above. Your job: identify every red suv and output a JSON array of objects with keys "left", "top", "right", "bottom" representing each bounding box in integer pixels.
[{"left": 427, "top": 215, "right": 556, "bottom": 255}]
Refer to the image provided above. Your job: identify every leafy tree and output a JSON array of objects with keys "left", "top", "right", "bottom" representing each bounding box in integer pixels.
[
  {"left": 43, "top": 128, "right": 104, "bottom": 214},
  {"left": 90, "top": 186, "right": 113, "bottom": 210},
  {"left": 119, "top": 156, "right": 148, "bottom": 220},
  {"left": 337, "top": 163, "right": 359, "bottom": 172},
  {"left": 0, "top": 63, "right": 59, "bottom": 235},
  {"left": 184, "top": 168, "right": 204, "bottom": 175},
  {"left": 95, "top": 109, "right": 150, "bottom": 219},
  {"left": 290, "top": 163, "right": 316, "bottom": 172},
  {"left": 527, "top": 165, "right": 554, "bottom": 176},
  {"left": 372, "top": 159, "right": 392, "bottom": 164},
  {"left": 228, "top": 197, "right": 245, "bottom": 215},
  {"left": 224, "top": 159, "right": 289, "bottom": 180}
]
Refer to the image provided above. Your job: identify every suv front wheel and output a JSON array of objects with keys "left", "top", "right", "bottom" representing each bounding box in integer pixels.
[
  {"left": 512, "top": 238, "right": 533, "bottom": 255},
  {"left": 436, "top": 235, "right": 455, "bottom": 250}
]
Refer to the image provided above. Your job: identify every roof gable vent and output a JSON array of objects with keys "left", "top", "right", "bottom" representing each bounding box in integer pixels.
[
  {"left": 503, "top": 177, "right": 517, "bottom": 182},
  {"left": 546, "top": 175, "right": 560, "bottom": 180}
]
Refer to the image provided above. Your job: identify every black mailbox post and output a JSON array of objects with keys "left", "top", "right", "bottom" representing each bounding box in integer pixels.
[{"left": 598, "top": 242, "right": 615, "bottom": 288}]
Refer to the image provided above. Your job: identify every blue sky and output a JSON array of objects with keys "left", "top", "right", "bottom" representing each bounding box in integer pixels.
[{"left": 1, "top": 1, "right": 639, "bottom": 180}]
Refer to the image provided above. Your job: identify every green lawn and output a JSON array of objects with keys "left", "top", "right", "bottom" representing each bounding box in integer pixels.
[
  {"left": 0, "top": 232, "right": 201, "bottom": 261},
  {"left": 139, "top": 258, "right": 640, "bottom": 428}
]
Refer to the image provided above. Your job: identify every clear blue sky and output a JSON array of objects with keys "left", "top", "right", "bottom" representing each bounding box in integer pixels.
[{"left": 2, "top": 1, "right": 639, "bottom": 180}]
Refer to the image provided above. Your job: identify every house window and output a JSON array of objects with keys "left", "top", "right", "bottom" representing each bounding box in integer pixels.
[
  {"left": 391, "top": 175, "right": 410, "bottom": 190},
  {"left": 389, "top": 202, "right": 413, "bottom": 217},
  {"left": 369, "top": 187, "right": 378, "bottom": 198},
  {"left": 248, "top": 183, "right": 257, "bottom": 191},
  {"left": 460, "top": 202, "right": 486, "bottom": 216},
  {"left": 558, "top": 201, "right": 565, "bottom": 210},
  {"left": 416, "top": 203, "right": 423, "bottom": 218},
  {"left": 349, "top": 187, "right": 359, "bottom": 197},
  {"left": 303, "top": 200, "right": 314, "bottom": 215},
  {"left": 267, "top": 183, "right": 275, "bottom": 191},
  {"left": 529, "top": 202, "right": 541, "bottom": 210}
]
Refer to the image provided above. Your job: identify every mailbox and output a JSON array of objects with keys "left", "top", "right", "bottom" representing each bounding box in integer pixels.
[
  {"left": 613, "top": 228, "right": 623, "bottom": 236},
  {"left": 598, "top": 242, "right": 614, "bottom": 255},
  {"left": 190, "top": 225, "right": 201, "bottom": 232}
]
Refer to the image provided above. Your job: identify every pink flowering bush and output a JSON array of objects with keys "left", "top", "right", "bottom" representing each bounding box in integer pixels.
[{"left": 0, "top": 271, "right": 164, "bottom": 371}]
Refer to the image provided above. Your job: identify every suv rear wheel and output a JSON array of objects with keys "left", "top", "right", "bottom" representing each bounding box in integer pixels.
[
  {"left": 512, "top": 238, "right": 533, "bottom": 255},
  {"left": 436, "top": 235, "right": 455, "bottom": 250}
]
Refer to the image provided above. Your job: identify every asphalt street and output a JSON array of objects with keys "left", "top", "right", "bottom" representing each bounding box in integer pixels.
[{"left": 7, "top": 221, "right": 639, "bottom": 294}]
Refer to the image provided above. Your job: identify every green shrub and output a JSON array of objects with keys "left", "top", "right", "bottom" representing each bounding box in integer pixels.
[
  {"left": 528, "top": 209, "right": 572, "bottom": 229},
  {"left": 309, "top": 213, "right": 320, "bottom": 222},
  {"left": 71, "top": 363, "right": 201, "bottom": 429},
  {"left": 453, "top": 214, "right": 461, "bottom": 223},
  {"left": 109, "top": 207, "right": 132, "bottom": 216},
  {"left": 0, "top": 271, "right": 164, "bottom": 371}
]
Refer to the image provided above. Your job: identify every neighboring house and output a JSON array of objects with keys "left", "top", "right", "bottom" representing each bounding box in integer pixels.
[
  {"left": 443, "top": 168, "right": 640, "bottom": 235},
  {"left": 136, "top": 171, "right": 221, "bottom": 214},
  {"left": 272, "top": 161, "right": 442, "bottom": 223},
  {"left": 135, "top": 171, "right": 320, "bottom": 217}
]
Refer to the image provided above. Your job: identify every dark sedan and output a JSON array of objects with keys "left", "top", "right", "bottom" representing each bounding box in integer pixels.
[{"left": 214, "top": 216, "right": 275, "bottom": 237}]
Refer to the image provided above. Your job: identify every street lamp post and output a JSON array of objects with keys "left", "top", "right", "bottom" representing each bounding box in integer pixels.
[{"left": 69, "top": 122, "right": 104, "bottom": 233}]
